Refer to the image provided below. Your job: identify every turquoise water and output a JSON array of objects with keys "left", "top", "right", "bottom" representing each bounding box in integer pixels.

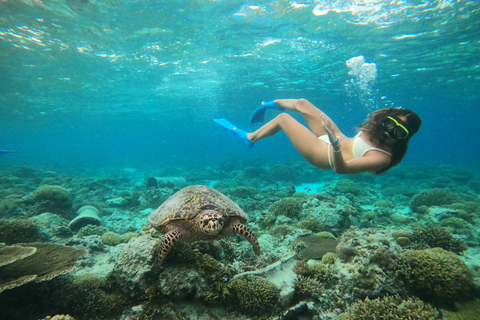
[
  {"left": 2, "top": 2, "right": 480, "bottom": 319},
  {"left": 1, "top": 0, "right": 479, "bottom": 171}
]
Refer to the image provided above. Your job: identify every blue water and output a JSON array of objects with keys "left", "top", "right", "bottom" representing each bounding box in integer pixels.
[{"left": 1, "top": 0, "right": 479, "bottom": 172}]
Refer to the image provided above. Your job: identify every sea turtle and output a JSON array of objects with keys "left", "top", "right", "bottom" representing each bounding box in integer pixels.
[{"left": 148, "top": 185, "right": 261, "bottom": 266}]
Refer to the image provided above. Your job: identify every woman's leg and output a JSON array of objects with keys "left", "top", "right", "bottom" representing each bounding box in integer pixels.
[
  {"left": 274, "top": 99, "right": 344, "bottom": 137},
  {"left": 247, "top": 113, "right": 332, "bottom": 169}
]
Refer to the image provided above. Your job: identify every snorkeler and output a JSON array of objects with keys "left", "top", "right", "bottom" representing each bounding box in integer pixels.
[{"left": 214, "top": 99, "right": 421, "bottom": 175}]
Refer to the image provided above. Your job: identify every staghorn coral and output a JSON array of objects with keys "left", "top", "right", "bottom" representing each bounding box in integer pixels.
[
  {"left": 337, "top": 294, "right": 442, "bottom": 319},
  {"left": 0, "top": 242, "right": 87, "bottom": 293},
  {"left": 293, "top": 236, "right": 339, "bottom": 261},
  {"left": 410, "top": 188, "right": 460, "bottom": 213},
  {"left": 227, "top": 274, "right": 280, "bottom": 315},
  {"left": 397, "top": 248, "right": 474, "bottom": 303},
  {"left": 408, "top": 226, "right": 467, "bottom": 255},
  {"left": 268, "top": 197, "right": 302, "bottom": 218}
]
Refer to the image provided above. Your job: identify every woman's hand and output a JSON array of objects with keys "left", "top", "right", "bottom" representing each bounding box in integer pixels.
[{"left": 321, "top": 114, "right": 338, "bottom": 145}]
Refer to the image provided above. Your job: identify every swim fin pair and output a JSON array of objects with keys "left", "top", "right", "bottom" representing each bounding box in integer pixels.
[{"left": 213, "top": 100, "right": 284, "bottom": 147}]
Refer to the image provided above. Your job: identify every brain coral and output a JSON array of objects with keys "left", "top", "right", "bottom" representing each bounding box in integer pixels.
[
  {"left": 32, "top": 185, "right": 72, "bottom": 216},
  {"left": 397, "top": 248, "right": 474, "bottom": 302}
]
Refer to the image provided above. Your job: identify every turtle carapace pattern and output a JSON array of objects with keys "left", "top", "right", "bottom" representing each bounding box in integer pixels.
[{"left": 148, "top": 185, "right": 261, "bottom": 266}]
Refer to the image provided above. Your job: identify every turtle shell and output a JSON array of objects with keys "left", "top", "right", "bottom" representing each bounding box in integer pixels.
[{"left": 148, "top": 185, "right": 247, "bottom": 228}]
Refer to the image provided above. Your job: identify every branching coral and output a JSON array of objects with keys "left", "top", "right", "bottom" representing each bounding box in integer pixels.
[
  {"left": 268, "top": 198, "right": 302, "bottom": 218},
  {"left": 227, "top": 275, "right": 280, "bottom": 315},
  {"left": 408, "top": 226, "right": 467, "bottom": 255},
  {"left": 397, "top": 248, "right": 474, "bottom": 302},
  {"left": 292, "top": 260, "right": 338, "bottom": 301},
  {"left": 195, "top": 253, "right": 232, "bottom": 304},
  {"left": 298, "top": 217, "right": 324, "bottom": 232},
  {"left": 337, "top": 295, "right": 441, "bottom": 319},
  {"left": 410, "top": 188, "right": 460, "bottom": 213}
]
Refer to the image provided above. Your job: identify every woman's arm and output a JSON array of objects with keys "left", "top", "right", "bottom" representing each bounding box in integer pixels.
[
  {"left": 322, "top": 115, "right": 390, "bottom": 174},
  {"left": 332, "top": 152, "right": 391, "bottom": 174}
]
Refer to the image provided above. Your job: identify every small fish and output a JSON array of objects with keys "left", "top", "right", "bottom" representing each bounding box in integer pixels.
[{"left": 0, "top": 149, "right": 16, "bottom": 154}]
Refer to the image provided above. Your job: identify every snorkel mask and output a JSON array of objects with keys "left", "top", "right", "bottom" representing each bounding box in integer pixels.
[{"left": 381, "top": 116, "right": 410, "bottom": 140}]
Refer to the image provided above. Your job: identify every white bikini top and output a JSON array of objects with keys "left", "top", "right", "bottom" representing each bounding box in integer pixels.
[{"left": 353, "top": 132, "right": 391, "bottom": 158}]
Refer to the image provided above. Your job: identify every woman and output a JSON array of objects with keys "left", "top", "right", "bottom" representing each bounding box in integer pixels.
[{"left": 214, "top": 99, "right": 421, "bottom": 175}]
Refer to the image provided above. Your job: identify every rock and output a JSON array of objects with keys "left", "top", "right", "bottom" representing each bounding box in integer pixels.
[
  {"left": 106, "top": 197, "right": 129, "bottom": 208},
  {"left": 112, "top": 235, "right": 159, "bottom": 295},
  {"left": 156, "top": 177, "right": 187, "bottom": 189},
  {"left": 157, "top": 265, "right": 208, "bottom": 300}
]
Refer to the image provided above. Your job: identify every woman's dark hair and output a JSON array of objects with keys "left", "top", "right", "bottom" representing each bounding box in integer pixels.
[{"left": 358, "top": 108, "right": 421, "bottom": 175}]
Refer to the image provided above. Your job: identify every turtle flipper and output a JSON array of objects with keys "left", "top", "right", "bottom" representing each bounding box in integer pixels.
[
  {"left": 231, "top": 223, "right": 261, "bottom": 256},
  {"left": 158, "top": 229, "right": 182, "bottom": 266}
]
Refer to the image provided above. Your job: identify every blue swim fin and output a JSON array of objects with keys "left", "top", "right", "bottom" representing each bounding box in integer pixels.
[
  {"left": 213, "top": 118, "right": 254, "bottom": 147},
  {"left": 250, "top": 100, "right": 284, "bottom": 124},
  {"left": 0, "top": 149, "right": 16, "bottom": 154}
]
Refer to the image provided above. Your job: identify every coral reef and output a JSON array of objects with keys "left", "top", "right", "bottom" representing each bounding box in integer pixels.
[
  {"left": 40, "top": 315, "right": 76, "bottom": 320},
  {"left": 410, "top": 188, "right": 461, "bottom": 213},
  {"left": 68, "top": 205, "right": 102, "bottom": 232},
  {"left": 0, "top": 242, "right": 87, "bottom": 293},
  {"left": 66, "top": 273, "right": 128, "bottom": 319},
  {"left": 112, "top": 234, "right": 158, "bottom": 296},
  {"left": 397, "top": 248, "right": 474, "bottom": 303},
  {"left": 337, "top": 295, "right": 442, "bottom": 319},
  {"left": 32, "top": 185, "right": 72, "bottom": 216},
  {"left": 268, "top": 197, "right": 303, "bottom": 218},
  {"left": 298, "top": 217, "right": 324, "bottom": 232},
  {"left": 336, "top": 179, "right": 362, "bottom": 194},
  {"left": 227, "top": 274, "right": 280, "bottom": 315},
  {"left": 101, "top": 232, "right": 122, "bottom": 246},
  {"left": 194, "top": 253, "right": 232, "bottom": 303},
  {"left": 76, "top": 225, "right": 108, "bottom": 237},
  {"left": 293, "top": 236, "right": 339, "bottom": 261},
  {"left": 0, "top": 218, "right": 49, "bottom": 244},
  {"left": 408, "top": 226, "right": 467, "bottom": 254}
]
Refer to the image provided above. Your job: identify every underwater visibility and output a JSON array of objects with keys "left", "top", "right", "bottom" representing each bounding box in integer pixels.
[{"left": 1, "top": 1, "right": 480, "bottom": 319}]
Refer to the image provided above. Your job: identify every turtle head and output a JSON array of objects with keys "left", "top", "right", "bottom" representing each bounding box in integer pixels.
[{"left": 198, "top": 210, "right": 224, "bottom": 235}]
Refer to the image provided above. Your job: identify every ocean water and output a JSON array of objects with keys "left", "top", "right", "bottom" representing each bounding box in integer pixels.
[
  {"left": 1, "top": 1, "right": 480, "bottom": 320},
  {"left": 1, "top": 0, "right": 479, "bottom": 171}
]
